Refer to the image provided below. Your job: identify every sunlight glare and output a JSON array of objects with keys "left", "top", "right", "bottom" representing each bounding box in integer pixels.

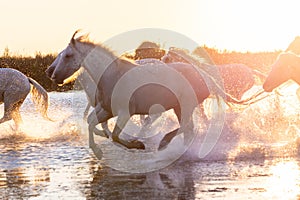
[
  {"left": 199, "top": 0, "right": 300, "bottom": 52},
  {"left": 266, "top": 160, "right": 300, "bottom": 199}
]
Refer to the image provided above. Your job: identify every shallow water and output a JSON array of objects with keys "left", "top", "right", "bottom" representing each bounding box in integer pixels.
[{"left": 1, "top": 85, "right": 300, "bottom": 199}]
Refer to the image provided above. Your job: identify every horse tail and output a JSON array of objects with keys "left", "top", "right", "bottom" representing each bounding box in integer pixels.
[
  {"left": 252, "top": 69, "right": 266, "bottom": 83},
  {"left": 28, "top": 77, "right": 52, "bottom": 121}
]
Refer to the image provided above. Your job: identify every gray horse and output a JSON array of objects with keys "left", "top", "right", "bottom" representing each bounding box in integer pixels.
[
  {"left": 0, "top": 68, "right": 50, "bottom": 128},
  {"left": 50, "top": 31, "right": 231, "bottom": 155}
]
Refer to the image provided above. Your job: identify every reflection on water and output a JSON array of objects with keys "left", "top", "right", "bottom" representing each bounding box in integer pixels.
[
  {"left": 1, "top": 88, "right": 300, "bottom": 199},
  {"left": 1, "top": 138, "right": 300, "bottom": 199}
]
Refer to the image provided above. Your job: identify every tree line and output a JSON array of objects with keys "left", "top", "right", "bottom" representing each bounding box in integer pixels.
[{"left": 0, "top": 46, "right": 281, "bottom": 92}]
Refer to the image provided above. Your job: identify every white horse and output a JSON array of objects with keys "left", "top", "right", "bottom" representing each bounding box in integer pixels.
[
  {"left": 263, "top": 52, "right": 300, "bottom": 92},
  {"left": 45, "top": 50, "right": 111, "bottom": 138},
  {"left": 0, "top": 68, "right": 50, "bottom": 128},
  {"left": 50, "top": 31, "right": 237, "bottom": 157},
  {"left": 46, "top": 49, "right": 163, "bottom": 138}
]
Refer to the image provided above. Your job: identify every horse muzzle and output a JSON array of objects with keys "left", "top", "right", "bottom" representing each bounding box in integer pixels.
[
  {"left": 45, "top": 66, "right": 55, "bottom": 78},
  {"left": 51, "top": 75, "right": 64, "bottom": 85}
]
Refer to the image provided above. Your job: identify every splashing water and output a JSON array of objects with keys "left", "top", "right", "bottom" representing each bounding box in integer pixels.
[
  {"left": 1, "top": 84, "right": 300, "bottom": 161},
  {"left": 0, "top": 86, "right": 300, "bottom": 199},
  {"left": 0, "top": 91, "right": 87, "bottom": 143}
]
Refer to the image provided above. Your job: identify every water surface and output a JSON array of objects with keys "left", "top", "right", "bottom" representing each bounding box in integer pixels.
[{"left": 0, "top": 87, "right": 300, "bottom": 199}]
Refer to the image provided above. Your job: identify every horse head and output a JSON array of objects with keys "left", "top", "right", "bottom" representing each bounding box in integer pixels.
[
  {"left": 45, "top": 50, "right": 64, "bottom": 78},
  {"left": 263, "top": 52, "right": 296, "bottom": 92},
  {"left": 51, "top": 30, "right": 91, "bottom": 84}
]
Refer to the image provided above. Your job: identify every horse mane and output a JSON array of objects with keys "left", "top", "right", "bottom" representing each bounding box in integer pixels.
[
  {"left": 76, "top": 34, "right": 93, "bottom": 44},
  {"left": 73, "top": 32, "right": 118, "bottom": 60}
]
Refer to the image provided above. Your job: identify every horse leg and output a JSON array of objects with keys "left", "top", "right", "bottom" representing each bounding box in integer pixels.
[
  {"left": 0, "top": 99, "right": 23, "bottom": 128},
  {"left": 0, "top": 112, "right": 12, "bottom": 125},
  {"left": 99, "top": 121, "right": 111, "bottom": 137},
  {"left": 112, "top": 110, "right": 145, "bottom": 149},
  {"left": 182, "top": 110, "right": 194, "bottom": 147},
  {"left": 158, "top": 106, "right": 194, "bottom": 150},
  {"left": 88, "top": 106, "right": 111, "bottom": 138},
  {"left": 87, "top": 105, "right": 112, "bottom": 147},
  {"left": 11, "top": 102, "right": 24, "bottom": 129},
  {"left": 158, "top": 107, "right": 181, "bottom": 150},
  {"left": 84, "top": 104, "right": 111, "bottom": 135},
  {"left": 84, "top": 103, "right": 111, "bottom": 138},
  {"left": 87, "top": 106, "right": 112, "bottom": 160},
  {"left": 83, "top": 102, "right": 91, "bottom": 120}
]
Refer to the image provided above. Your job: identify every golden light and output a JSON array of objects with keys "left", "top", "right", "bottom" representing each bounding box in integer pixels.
[
  {"left": 198, "top": 0, "right": 300, "bottom": 52},
  {"left": 265, "top": 159, "right": 300, "bottom": 199}
]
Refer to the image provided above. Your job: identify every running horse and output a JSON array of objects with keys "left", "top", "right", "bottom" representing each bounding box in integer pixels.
[
  {"left": 45, "top": 49, "right": 162, "bottom": 137},
  {"left": 0, "top": 68, "right": 50, "bottom": 128},
  {"left": 162, "top": 47, "right": 266, "bottom": 101},
  {"left": 263, "top": 52, "right": 300, "bottom": 92},
  {"left": 46, "top": 50, "right": 111, "bottom": 138},
  {"left": 50, "top": 31, "right": 228, "bottom": 154}
]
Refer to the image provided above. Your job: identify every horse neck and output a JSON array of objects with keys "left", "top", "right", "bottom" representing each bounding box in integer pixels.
[{"left": 81, "top": 45, "right": 117, "bottom": 84}]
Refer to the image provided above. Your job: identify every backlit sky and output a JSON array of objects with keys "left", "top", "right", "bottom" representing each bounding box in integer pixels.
[{"left": 1, "top": 0, "right": 300, "bottom": 55}]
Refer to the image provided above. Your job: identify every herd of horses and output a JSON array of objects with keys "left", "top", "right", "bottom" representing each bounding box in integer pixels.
[{"left": 1, "top": 30, "right": 300, "bottom": 159}]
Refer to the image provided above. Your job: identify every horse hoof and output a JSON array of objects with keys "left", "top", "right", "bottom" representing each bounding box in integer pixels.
[
  {"left": 129, "top": 140, "right": 145, "bottom": 150},
  {"left": 94, "top": 128, "right": 109, "bottom": 138}
]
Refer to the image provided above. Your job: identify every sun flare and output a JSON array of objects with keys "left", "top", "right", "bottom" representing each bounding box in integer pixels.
[{"left": 266, "top": 160, "right": 300, "bottom": 199}]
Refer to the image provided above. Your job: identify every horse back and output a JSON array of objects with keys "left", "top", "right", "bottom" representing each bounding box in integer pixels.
[
  {"left": 0, "top": 68, "right": 31, "bottom": 97},
  {"left": 97, "top": 61, "right": 209, "bottom": 115}
]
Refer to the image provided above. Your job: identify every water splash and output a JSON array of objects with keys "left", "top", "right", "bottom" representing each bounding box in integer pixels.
[
  {"left": 0, "top": 91, "right": 87, "bottom": 143},
  {"left": 1, "top": 86, "right": 300, "bottom": 162}
]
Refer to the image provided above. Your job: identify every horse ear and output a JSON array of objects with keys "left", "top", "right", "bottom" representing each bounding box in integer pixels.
[{"left": 71, "top": 29, "right": 82, "bottom": 45}]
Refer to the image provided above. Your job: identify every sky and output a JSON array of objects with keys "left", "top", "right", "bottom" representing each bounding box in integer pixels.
[{"left": 0, "top": 0, "right": 300, "bottom": 55}]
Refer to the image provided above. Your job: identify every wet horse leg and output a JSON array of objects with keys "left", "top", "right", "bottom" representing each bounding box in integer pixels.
[
  {"left": 0, "top": 97, "right": 24, "bottom": 129},
  {"left": 158, "top": 107, "right": 194, "bottom": 150},
  {"left": 158, "top": 107, "right": 181, "bottom": 150},
  {"left": 83, "top": 103, "right": 111, "bottom": 138},
  {"left": 83, "top": 102, "right": 91, "bottom": 120},
  {"left": 87, "top": 104, "right": 112, "bottom": 147},
  {"left": 0, "top": 111, "right": 13, "bottom": 124},
  {"left": 87, "top": 105, "right": 112, "bottom": 160},
  {"left": 112, "top": 110, "right": 145, "bottom": 149}
]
